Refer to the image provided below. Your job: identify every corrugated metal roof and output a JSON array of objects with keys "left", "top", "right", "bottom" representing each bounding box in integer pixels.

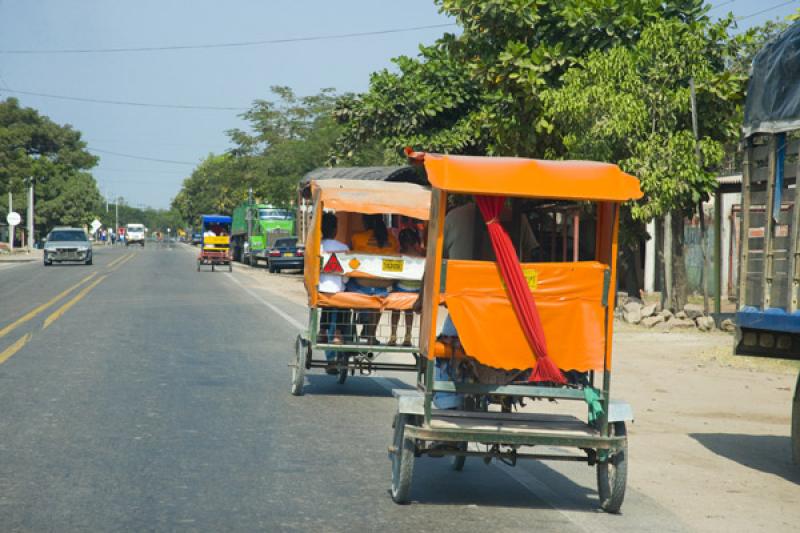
[
  {"left": 717, "top": 174, "right": 742, "bottom": 185},
  {"left": 301, "top": 166, "right": 425, "bottom": 185}
]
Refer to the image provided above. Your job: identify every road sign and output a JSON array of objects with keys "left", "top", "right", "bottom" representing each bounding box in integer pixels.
[
  {"left": 6, "top": 211, "right": 21, "bottom": 226},
  {"left": 91, "top": 219, "right": 102, "bottom": 233}
]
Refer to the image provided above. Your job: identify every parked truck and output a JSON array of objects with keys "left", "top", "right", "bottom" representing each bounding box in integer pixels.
[
  {"left": 230, "top": 202, "right": 295, "bottom": 266},
  {"left": 736, "top": 22, "right": 800, "bottom": 464}
]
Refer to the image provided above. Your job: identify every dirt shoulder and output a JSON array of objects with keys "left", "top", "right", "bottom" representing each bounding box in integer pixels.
[{"left": 242, "top": 265, "right": 799, "bottom": 532}]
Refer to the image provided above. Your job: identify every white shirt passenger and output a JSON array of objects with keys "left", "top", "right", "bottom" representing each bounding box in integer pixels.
[{"left": 318, "top": 238, "right": 349, "bottom": 293}]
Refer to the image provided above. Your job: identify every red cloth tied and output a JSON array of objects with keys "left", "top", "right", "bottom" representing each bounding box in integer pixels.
[{"left": 475, "top": 196, "right": 566, "bottom": 384}]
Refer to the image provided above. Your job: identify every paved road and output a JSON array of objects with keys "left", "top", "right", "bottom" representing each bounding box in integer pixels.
[{"left": 0, "top": 244, "right": 687, "bottom": 532}]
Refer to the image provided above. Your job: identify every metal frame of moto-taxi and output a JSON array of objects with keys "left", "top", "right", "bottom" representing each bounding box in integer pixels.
[
  {"left": 291, "top": 179, "right": 432, "bottom": 394},
  {"left": 197, "top": 214, "right": 233, "bottom": 272},
  {"left": 389, "top": 152, "right": 643, "bottom": 513}
]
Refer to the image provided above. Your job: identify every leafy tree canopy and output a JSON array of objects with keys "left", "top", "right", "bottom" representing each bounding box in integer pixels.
[
  {"left": 173, "top": 87, "right": 356, "bottom": 225},
  {"left": 0, "top": 97, "right": 102, "bottom": 235},
  {"left": 333, "top": 0, "right": 709, "bottom": 162}
]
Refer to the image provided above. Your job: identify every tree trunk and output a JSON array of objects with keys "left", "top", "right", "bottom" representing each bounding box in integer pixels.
[{"left": 670, "top": 213, "right": 689, "bottom": 311}]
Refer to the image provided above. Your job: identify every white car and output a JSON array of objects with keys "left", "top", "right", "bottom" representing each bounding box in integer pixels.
[
  {"left": 43, "top": 227, "right": 92, "bottom": 266},
  {"left": 126, "top": 223, "right": 146, "bottom": 247}
]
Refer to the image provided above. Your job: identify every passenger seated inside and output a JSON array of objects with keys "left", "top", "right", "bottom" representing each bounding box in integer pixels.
[
  {"left": 434, "top": 199, "right": 539, "bottom": 409},
  {"left": 346, "top": 214, "right": 400, "bottom": 344},
  {"left": 318, "top": 212, "right": 351, "bottom": 343},
  {"left": 389, "top": 228, "right": 424, "bottom": 347}
]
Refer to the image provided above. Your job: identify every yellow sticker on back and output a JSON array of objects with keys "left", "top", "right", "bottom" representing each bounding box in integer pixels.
[
  {"left": 523, "top": 269, "right": 538, "bottom": 290},
  {"left": 382, "top": 258, "right": 404, "bottom": 273}
]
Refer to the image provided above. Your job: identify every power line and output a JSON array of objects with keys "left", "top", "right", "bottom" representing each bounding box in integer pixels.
[
  {"left": 0, "top": 23, "right": 457, "bottom": 55},
  {"left": 88, "top": 147, "right": 196, "bottom": 166},
  {"left": 708, "top": 0, "right": 736, "bottom": 13},
  {"left": 97, "top": 167, "right": 190, "bottom": 175},
  {"left": 2, "top": 88, "right": 247, "bottom": 111},
  {"left": 736, "top": 0, "right": 798, "bottom": 21}
]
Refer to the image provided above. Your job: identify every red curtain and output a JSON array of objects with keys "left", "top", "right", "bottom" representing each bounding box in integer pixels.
[{"left": 475, "top": 196, "right": 565, "bottom": 384}]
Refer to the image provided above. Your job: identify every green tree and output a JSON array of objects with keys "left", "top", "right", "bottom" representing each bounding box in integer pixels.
[
  {"left": 333, "top": 0, "right": 709, "bottom": 162},
  {"left": 543, "top": 17, "right": 746, "bottom": 307},
  {"left": 174, "top": 87, "right": 356, "bottom": 224},
  {"left": 0, "top": 97, "right": 102, "bottom": 237}
]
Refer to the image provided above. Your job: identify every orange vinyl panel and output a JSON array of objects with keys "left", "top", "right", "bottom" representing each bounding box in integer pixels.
[
  {"left": 442, "top": 260, "right": 608, "bottom": 372},
  {"left": 423, "top": 153, "right": 643, "bottom": 202},
  {"left": 317, "top": 291, "right": 418, "bottom": 311},
  {"left": 311, "top": 179, "right": 431, "bottom": 220}
]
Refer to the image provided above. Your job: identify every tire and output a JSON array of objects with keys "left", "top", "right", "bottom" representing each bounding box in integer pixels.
[
  {"left": 451, "top": 442, "right": 467, "bottom": 471},
  {"left": 291, "top": 335, "right": 307, "bottom": 396},
  {"left": 597, "top": 421, "right": 628, "bottom": 513},
  {"left": 268, "top": 264, "right": 276, "bottom": 274},
  {"left": 335, "top": 353, "right": 348, "bottom": 384},
  {"left": 391, "top": 413, "right": 415, "bottom": 504},
  {"left": 792, "top": 371, "right": 799, "bottom": 465}
]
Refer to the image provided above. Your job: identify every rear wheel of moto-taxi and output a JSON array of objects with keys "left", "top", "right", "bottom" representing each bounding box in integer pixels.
[
  {"left": 291, "top": 334, "right": 307, "bottom": 396},
  {"left": 391, "top": 413, "right": 416, "bottom": 504},
  {"left": 596, "top": 421, "right": 628, "bottom": 514}
]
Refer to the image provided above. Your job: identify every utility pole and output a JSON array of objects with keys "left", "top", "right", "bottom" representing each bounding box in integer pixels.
[
  {"left": 7, "top": 191, "right": 12, "bottom": 250},
  {"left": 690, "top": 77, "right": 711, "bottom": 315},
  {"left": 27, "top": 177, "right": 34, "bottom": 250},
  {"left": 115, "top": 196, "right": 119, "bottom": 236}
]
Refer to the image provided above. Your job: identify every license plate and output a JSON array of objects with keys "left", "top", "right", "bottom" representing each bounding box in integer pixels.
[
  {"left": 382, "top": 258, "right": 404, "bottom": 273},
  {"left": 284, "top": 252, "right": 293, "bottom": 256}
]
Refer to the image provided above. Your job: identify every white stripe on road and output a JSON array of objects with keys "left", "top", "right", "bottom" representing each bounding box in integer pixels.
[{"left": 225, "top": 272, "right": 305, "bottom": 330}]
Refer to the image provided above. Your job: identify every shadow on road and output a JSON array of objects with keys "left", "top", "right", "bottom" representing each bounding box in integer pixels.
[
  {"left": 690, "top": 433, "right": 800, "bottom": 483},
  {"left": 407, "top": 456, "right": 601, "bottom": 512},
  {"left": 303, "top": 375, "right": 412, "bottom": 397}
]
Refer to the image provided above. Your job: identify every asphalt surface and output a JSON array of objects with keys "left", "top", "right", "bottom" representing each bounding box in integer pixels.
[{"left": 0, "top": 244, "right": 687, "bottom": 532}]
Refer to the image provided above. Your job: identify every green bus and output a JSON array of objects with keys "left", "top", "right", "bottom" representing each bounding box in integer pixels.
[{"left": 231, "top": 203, "right": 295, "bottom": 266}]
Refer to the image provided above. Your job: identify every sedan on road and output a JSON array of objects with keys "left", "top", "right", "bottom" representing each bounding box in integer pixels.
[
  {"left": 266, "top": 237, "right": 303, "bottom": 273},
  {"left": 43, "top": 227, "right": 93, "bottom": 266}
]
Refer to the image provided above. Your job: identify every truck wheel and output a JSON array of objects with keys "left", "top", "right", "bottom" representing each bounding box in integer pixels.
[{"left": 597, "top": 421, "right": 628, "bottom": 513}]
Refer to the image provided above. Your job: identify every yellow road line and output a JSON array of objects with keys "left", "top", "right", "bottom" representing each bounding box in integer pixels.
[
  {"left": 0, "top": 333, "right": 33, "bottom": 365},
  {"left": 43, "top": 275, "right": 107, "bottom": 330},
  {"left": 106, "top": 252, "right": 131, "bottom": 269},
  {"left": 109, "top": 253, "right": 135, "bottom": 272},
  {"left": 0, "top": 272, "right": 98, "bottom": 340}
]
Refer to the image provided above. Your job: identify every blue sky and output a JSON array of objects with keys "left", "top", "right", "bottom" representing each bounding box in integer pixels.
[{"left": 0, "top": 0, "right": 797, "bottom": 208}]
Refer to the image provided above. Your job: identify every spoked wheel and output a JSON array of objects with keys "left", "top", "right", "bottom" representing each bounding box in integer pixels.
[
  {"left": 391, "top": 413, "right": 416, "bottom": 504},
  {"left": 291, "top": 335, "right": 307, "bottom": 396},
  {"left": 451, "top": 442, "right": 467, "bottom": 471},
  {"left": 597, "top": 421, "right": 628, "bottom": 513},
  {"left": 336, "top": 353, "right": 349, "bottom": 385}
]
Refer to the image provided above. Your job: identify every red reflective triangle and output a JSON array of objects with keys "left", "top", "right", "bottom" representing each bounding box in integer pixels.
[{"left": 321, "top": 253, "right": 344, "bottom": 274}]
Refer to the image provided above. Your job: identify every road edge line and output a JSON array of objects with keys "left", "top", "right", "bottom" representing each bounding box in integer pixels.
[{"left": 225, "top": 273, "right": 305, "bottom": 330}]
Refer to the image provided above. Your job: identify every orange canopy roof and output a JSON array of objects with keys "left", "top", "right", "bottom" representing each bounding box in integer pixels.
[
  {"left": 419, "top": 152, "right": 643, "bottom": 202},
  {"left": 312, "top": 179, "right": 431, "bottom": 220}
]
